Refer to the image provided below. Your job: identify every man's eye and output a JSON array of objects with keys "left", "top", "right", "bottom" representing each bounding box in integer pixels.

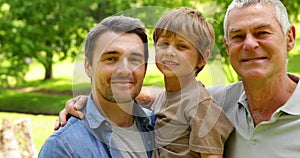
[
  {"left": 129, "top": 57, "right": 143, "bottom": 64},
  {"left": 257, "top": 31, "right": 271, "bottom": 38},
  {"left": 105, "top": 57, "right": 117, "bottom": 62},
  {"left": 231, "top": 35, "right": 243, "bottom": 40},
  {"left": 259, "top": 31, "right": 270, "bottom": 34},
  {"left": 130, "top": 57, "right": 141, "bottom": 62}
]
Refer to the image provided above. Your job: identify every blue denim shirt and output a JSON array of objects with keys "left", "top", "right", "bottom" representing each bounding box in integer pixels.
[{"left": 38, "top": 94, "right": 155, "bottom": 158}]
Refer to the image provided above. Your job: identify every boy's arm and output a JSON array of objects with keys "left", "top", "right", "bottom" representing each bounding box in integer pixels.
[
  {"left": 54, "top": 86, "right": 162, "bottom": 130},
  {"left": 54, "top": 95, "right": 88, "bottom": 130}
]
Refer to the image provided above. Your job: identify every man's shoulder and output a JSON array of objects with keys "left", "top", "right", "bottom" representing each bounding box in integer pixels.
[
  {"left": 49, "top": 117, "right": 91, "bottom": 143},
  {"left": 39, "top": 117, "right": 88, "bottom": 157},
  {"left": 206, "top": 82, "right": 244, "bottom": 106},
  {"left": 207, "top": 81, "right": 243, "bottom": 95},
  {"left": 39, "top": 116, "right": 109, "bottom": 157}
]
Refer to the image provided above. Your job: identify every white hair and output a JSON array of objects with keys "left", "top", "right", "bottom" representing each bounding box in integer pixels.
[{"left": 223, "top": 0, "right": 291, "bottom": 40}]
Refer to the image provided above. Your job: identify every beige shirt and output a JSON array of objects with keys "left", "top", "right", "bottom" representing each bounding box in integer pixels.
[
  {"left": 208, "top": 75, "right": 300, "bottom": 158},
  {"left": 152, "top": 81, "right": 233, "bottom": 157},
  {"left": 111, "top": 121, "right": 148, "bottom": 158}
]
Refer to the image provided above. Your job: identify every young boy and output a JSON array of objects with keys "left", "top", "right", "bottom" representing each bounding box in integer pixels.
[
  {"left": 57, "top": 7, "right": 233, "bottom": 158},
  {"left": 151, "top": 7, "right": 233, "bottom": 157}
]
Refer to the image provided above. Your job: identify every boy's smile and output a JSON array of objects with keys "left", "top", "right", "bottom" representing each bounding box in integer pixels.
[{"left": 155, "top": 33, "right": 204, "bottom": 78}]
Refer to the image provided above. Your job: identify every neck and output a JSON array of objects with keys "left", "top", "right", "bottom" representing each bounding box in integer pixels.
[
  {"left": 243, "top": 73, "right": 297, "bottom": 125},
  {"left": 164, "top": 74, "right": 196, "bottom": 92},
  {"left": 93, "top": 94, "right": 135, "bottom": 127}
]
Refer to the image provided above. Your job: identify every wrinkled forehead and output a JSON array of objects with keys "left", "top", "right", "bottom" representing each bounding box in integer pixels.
[{"left": 227, "top": 3, "right": 277, "bottom": 28}]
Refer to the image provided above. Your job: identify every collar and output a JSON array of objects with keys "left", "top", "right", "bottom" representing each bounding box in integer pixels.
[
  {"left": 280, "top": 82, "right": 300, "bottom": 115},
  {"left": 84, "top": 94, "right": 151, "bottom": 129},
  {"left": 237, "top": 91, "right": 249, "bottom": 111},
  {"left": 288, "top": 73, "right": 299, "bottom": 83},
  {"left": 237, "top": 73, "right": 300, "bottom": 115},
  {"left": 84, "top": 94, "right": 106, "bottom": 129}
]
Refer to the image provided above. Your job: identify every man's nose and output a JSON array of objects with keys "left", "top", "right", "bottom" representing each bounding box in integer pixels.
[
  {"left": 243, "top": 34, "right": 259, "bottom": 52},
  {"left": 114, "top": 59, "right": 131, "bottom": 77}
]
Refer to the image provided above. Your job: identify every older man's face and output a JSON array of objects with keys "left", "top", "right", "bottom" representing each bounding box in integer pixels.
[{"left": 225, "top": 3, "right": 295, "bottom": 81}]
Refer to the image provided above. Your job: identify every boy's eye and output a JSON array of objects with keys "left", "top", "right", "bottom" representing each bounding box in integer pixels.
[
  {"left": 178, "top": 44, "right": 187, "bottom": 49},
  {"left": 157, "top": 42, "right": 168, "bottom": 48}
]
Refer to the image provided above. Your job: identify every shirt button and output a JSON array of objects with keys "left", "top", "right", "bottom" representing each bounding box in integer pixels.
[
  {"left": 147, "top": 140, "right": 151, "bottom": 144},
  {"left": 105, "top": 122, "right": 109, "bottom": 127}
]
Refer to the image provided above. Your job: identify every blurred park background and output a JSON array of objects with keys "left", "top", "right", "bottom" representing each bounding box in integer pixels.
[{"left": 0, "top": 0, "right": 299, "bottom": 153}]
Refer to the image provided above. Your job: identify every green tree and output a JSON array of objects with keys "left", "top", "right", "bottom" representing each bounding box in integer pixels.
[
  {"left": 0, "top": 0, "right": 96, "bottom": 84},
  {"left": 1, "top": 0, "right": 298, "bottom": 86},
  {"left": 0, "top": 0, "right": 190, "bottom": 86}
]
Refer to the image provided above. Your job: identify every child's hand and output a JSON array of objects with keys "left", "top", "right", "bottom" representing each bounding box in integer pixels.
[{"left": 54, "top": 95, "right": 88, "bottom": 130}]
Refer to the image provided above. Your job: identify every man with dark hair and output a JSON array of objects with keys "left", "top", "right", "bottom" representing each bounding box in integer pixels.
[{"left": 38, "top": 15, "right": 154, "bottom": 158}]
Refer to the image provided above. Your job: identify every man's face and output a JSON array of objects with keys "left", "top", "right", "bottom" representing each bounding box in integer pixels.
[
  {"left": 224, "top": 3, "right": 295, "bottom": 81},
  {"left": 86, "top": 31, "right": 146, "bottom": 104}
]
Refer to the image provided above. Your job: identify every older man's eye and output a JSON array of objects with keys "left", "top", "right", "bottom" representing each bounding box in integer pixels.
[
  {"left": 256, "top": 31, "right": 271, "bottom": 38},
  {"left": 232, "top": 35, "right": 243, "bottom": 39}
]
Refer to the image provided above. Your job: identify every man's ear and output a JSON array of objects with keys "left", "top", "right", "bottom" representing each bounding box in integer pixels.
[
  {"left": 224, "top": 38, "right": 229, "bottom": 53},
  {"left": 287, "top": 26, "right": 296, "bottom": 52},
  {"left": 84, "top": 59, "right": 92, "bottom": 78}
]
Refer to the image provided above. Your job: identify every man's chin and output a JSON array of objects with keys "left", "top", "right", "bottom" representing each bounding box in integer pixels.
[
  {"left": 110, "top": 94, "right": 136, "bottom": 103},
  {"left": 113, "top": 98, "right": 134, "bottom": 104}
]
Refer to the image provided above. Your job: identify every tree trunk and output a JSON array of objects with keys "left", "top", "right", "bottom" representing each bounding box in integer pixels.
[
  {"left": 0, "top": 119, "right": 37, "bottom": 158},
  {"left": 43, "top": 50, "right": 53, "bottom": 80},
  {"left": 44, "top": 62, "right": 53, "bottom": 80}
]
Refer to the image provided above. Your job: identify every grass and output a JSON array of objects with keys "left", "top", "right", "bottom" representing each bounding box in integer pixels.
[
  {"left": 0, "top": 61, "right": 74, "bottom": 153},
  {"left": 0, "top": 89, "right": 70, "bottom": 115}
]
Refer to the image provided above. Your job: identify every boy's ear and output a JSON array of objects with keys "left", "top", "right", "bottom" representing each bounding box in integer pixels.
[
  {"left": 197, "top": 49, "right": 211, "bottom": 67},
  {"left": 204, "top": 49, "right": 211, "bottom": 60},
  {"left": 84, "top": 59, "right": 92, "bottom": 78}
]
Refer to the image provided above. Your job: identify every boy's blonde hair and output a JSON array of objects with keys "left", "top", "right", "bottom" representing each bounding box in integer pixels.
[{"left": 153, "top": 7, "right": 215, "bottom": 76}]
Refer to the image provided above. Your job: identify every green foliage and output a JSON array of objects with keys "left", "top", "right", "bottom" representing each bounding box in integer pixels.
[
  {"left": 0, "top": 0, "right": 299, "bottom": 85},
  {"left": 0, "top": 0, "right": 195, "bottom": 85},
  {"left": 0, "top": 0, "right": 96, "bottom": 83}
]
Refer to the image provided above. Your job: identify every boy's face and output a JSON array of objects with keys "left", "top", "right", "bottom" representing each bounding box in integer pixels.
[{"left": 155, "top": 33, "right": 205, "bottom": 78}]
